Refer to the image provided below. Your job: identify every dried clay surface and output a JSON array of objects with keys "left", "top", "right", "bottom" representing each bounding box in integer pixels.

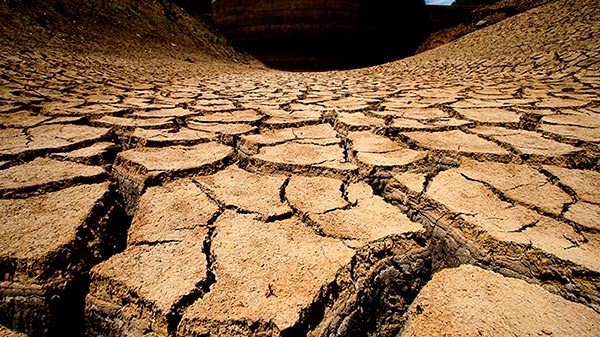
[
  {"left": 400, "top": 265, "right": 600, "bottom": 337},
  {"left": 1, "top": 0, "right": 600, "bottom": 336}
]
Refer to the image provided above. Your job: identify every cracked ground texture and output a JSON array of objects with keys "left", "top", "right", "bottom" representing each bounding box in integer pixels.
[{"left": 1, "top": 0, "right": 600, "bottom": 336}]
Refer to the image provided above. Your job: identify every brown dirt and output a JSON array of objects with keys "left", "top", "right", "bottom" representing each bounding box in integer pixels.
[
  {"left": 417, "top": 0, "right": 554, "bottom": 53},
  {"left": 401, "top": 265, "right": 600, "bottom": 337},
  {"left": 0, "top": 0, "right": 242, "bottom": 63},
  {"left": 0, "top": 0, "right": 258, "bottom": 86},
  {"left": 0, "top": 0, "right": 599, "bottom": 336}
]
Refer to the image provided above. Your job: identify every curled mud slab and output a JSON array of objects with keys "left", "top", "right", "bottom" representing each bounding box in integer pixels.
[
  {"left": 86, "top": 173, "right": 427, "bottom": 337},
  {"left": 384, "top": 158, "right": 600, "bottom": 310},
  {"left": 0, "top": 158, "right": 106, "bottom": 198},
  {"left": 112, "top": 142, "right": 235, "bottom": 214},
  {"left": 0, "top": 183, "right": 125, "bottom": 336},
  {"left": 0, "top": 325, "right": 27, "bottom": 337},
  {"left": 1, "top": 0, "right": 600, "bottom": 335},
  {"left": 400, "top": 265, "right": 600, "bottom": 337},
  {"left": 0, "top": 125, "right": 111, "bottom": 162}
]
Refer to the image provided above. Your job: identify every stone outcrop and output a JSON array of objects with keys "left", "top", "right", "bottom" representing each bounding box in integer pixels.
[{"left": 212, "top": 0, "right": 427, "bottom": 69}]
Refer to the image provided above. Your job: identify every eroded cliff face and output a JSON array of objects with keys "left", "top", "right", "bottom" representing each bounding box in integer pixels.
[{"left": 212, "top": 0, "right": 428, "bottom": 69}]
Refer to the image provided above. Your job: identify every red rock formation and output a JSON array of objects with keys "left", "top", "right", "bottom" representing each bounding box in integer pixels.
[{"left": 213, "top": 0, "right": 427, "bottom": 69}]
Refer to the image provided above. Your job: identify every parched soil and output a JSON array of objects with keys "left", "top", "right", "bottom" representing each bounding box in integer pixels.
[
  {"left": 0, "top": 0, "right": 599, "bottom": 336},
  {"left": 0, "top": 0, "right": 246, "bottom": 63},
  {"left": 417, "top": 0, "right": 555, "bottom": 53}
]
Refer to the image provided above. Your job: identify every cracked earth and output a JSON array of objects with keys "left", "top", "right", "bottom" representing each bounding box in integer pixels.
[{"left": 1, "top": 0, "right": 600, "bottom": 336}]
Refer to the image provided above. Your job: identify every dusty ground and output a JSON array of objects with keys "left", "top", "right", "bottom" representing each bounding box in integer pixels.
[
  {"left": 0, "top": 0, "right": 599, "bottom": 336},
  {"left": 417, "top": 0, "right": 554, "bottom": 53}
]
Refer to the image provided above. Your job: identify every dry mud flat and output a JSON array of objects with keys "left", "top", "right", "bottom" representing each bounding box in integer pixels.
[{"left": 1, "top": 0, "right": 600, "bottom": 335}]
